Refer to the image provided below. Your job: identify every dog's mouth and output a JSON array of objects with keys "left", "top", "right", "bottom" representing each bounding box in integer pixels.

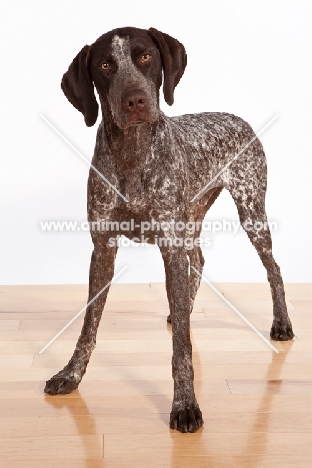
[
  {"left": 122, "top": 111, "right": 158, "bottom": 128},
  {"left": 128, "top": 114, "right": 146, "bottom": 125}
]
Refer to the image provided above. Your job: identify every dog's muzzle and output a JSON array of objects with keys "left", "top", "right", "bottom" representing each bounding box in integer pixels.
[{"left": 121, "top": 88, "right": 156, "bottom": 126}]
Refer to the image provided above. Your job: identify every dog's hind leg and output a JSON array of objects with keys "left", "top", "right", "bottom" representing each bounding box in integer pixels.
[
  {"left": 188, "top": 246, "right": 205, "bottom": 314},
  {"left": 229, "top": 182, "right": 294, "bottom": 341},
  {"left": 164, "top": 246, "right": 204, "bottom": 323},
  {"left": 44, "top": 239, "right": 118, "bottom": 395},
  {"left": 163, "top": 259, "right": 174, "bottom": 324},
  {"left": 182, "top": 187, "right": 222, "bottom": 322}
]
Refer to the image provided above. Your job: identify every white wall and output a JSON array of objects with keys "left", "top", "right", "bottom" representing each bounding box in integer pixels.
[{"left": 1, "top": 0, "right": 311, "bottom": 284}]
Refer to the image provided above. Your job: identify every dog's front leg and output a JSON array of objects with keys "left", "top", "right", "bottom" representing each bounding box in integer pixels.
[
  {"left": 44, "top": 239, "right": 117, "bottom": 395},
  {"left": 160, "top": 245, "right": 204, "bottom": 433}
]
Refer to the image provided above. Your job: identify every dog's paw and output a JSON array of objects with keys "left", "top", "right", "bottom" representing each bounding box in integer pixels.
[
  {"left": 270, "top": 319, "right": 294, "bottom": 341},
  {"left": 170, "top": 405, "right": 203, "bottom": 433},
  {"left": 44, "top": 372, "right": 80, "bottom": 395}
]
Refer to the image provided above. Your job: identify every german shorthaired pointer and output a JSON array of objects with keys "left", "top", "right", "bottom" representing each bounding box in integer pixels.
[{"left": 44, "top": 27, "right": 294, "bottom": 433}]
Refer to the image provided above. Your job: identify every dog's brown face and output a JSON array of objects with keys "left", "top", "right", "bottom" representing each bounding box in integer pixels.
[
  {"left": 91, "top": 28, "right": 162, "bottom": 129},
  {"left": 61, "top": 27, "right": 187, "bottom": 128}
]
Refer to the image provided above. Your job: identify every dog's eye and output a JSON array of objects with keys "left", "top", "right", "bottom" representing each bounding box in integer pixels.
[
  {"left": 101, "top": 62, "right": 110, "bottom": 71},
  {"left": 141, "top": 53, "right": 152, "bottom": 63}
]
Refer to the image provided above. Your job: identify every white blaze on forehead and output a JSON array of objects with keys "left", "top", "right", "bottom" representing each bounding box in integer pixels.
[
  {"left": 111, "top": 35, "right": 131, "bottom": 65},
  {"left": 112, "top": 35, "right": 125, "bottom": 48}
]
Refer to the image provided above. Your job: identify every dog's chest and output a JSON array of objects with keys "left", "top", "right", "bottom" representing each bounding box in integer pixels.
[
  {"left": 119, "top": 154, "right": 188, "bottom": 214},
  {"left": 98, "top": 118, "right": 188, "bottom": 211}
]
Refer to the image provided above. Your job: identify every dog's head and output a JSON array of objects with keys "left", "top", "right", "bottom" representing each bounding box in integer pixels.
[{"left": 61, "top": 27, "right": 187, "bottom": 128}]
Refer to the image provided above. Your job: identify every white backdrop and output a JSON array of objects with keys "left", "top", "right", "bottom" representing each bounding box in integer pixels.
[{"left": 1, "top": 0, "right": 311, "bottom": 284}]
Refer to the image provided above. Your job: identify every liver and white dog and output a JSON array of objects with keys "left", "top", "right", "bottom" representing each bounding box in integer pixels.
[{"left": 44, "top": 27, "right": 294, "bottom": 433}]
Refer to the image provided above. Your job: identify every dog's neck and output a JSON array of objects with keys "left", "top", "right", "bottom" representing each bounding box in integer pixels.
[
  {"left": 100, "top": 103, "right": 155, "bottom": 174},
  {"left": 99, "top": 102, "right": 157, "bottom": 203}
]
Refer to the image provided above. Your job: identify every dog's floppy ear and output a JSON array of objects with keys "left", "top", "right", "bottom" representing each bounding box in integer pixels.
[
  {"left": 148, "top": 28, "right": 187, "bottom": 106},
  {"left": 61, "top": 45, "right": 98, "bottom": 127}
]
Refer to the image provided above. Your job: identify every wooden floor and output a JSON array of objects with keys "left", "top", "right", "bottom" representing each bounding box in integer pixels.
[{"left": 0, "top": 282, "right": 311, "bottom": 467}]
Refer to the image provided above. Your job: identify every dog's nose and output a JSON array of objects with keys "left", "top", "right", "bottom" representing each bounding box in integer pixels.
[{"left": 122, "top": 90, "right": 147, "bottom": 112}]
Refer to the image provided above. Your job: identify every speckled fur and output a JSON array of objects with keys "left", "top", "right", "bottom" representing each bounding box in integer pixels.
[{"left": 44, "top": 27, "right": 294, "bottom": 433}]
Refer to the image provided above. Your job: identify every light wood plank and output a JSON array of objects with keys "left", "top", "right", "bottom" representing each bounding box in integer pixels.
[
  {"left": 0, "top": 414, "right": 170, "bottom": 438},
  {"left": 104, "top": 432, "right": 312, "bottom": 456},
  {"left": 2, "top": 411, "right": 312, "bottom": 439},
  {"left": 281, "top": 340, "right": 312, "bottom": 351},
  {"left": 33, "top": 349, "right": 312, "bottom": 368},
  {"left": 3, "top": 360, "right": 311, "bottom": 382},
  {"left": 0, "top": 435, "right": 103, "bottom": 460},
  {"left": 1, "top": 454, "right": 311, "bottom": 468},
  {"left": 0, "top": 394, "right": 311, "bottom": 418},
  {"left": 227, "top": 379, "right": 312, "bottom": 394},
  {"left": 0, "top": 355, "right": 33, "bottom": 368},
  {"left": 291, "top": 300, "right": 312, "bottom": 310},
  {"left": 90, "top": 454, "right": 312, "bottom": 468},
  {"left": 101, "top": 454, "right": 312, "bottom": 468},
  {"left": 0, "top": 379, "right": 230, "bottom": 399},
  {"left": 0, "top": 336, "right": 285, "bottom": 354},
  {"left": 0, "top": 320, "right": 19, "bottom": 330}
]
